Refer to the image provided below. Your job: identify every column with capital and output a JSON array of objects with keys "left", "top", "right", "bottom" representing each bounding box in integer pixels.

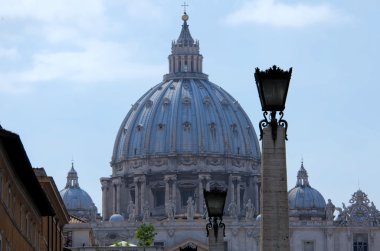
[
  {"left": 165, "top": 176, "right": 170, "bottom": 206},
  {"left": 171, "top": 175, "right": 177, "bottom": 206},
  {"left": 236, "top": 176, "right": 241, "bottom": 215},
  {"left": 229, "top": 175, "right": 235, "bottom": 205},
  {"left": 140, "top": 176, "right": 146, "bottom": 215},
  {"left": 112, "top": 178, "right": 122, "bottom": 213},
  {"left": 253, "top": 176, "right": 259, "bottom": 214},
  {"left": 198, "top": 174, "right": 211, "bottom": 212},
  {"left": 133, "top": 176, "right": 140, "bottom": 215},
  {"left": 101, "top": 178, "right": 110, "bottom": 220}
]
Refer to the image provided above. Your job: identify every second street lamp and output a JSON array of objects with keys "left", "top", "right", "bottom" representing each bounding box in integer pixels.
[{"left": 204, "top": 188, "right": 227, "bottom": 251}]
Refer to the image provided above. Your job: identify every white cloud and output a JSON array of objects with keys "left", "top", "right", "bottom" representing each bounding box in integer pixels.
[
  {"left": 0, "top": 0, "right": 104, "bottom": 22},
  {"left": 225, "top": 0, "right": 347, "bottom": 28},
  {"left": 0, "top": 40, "right": 166, "bottom": 92},
  {"left": 0, "top": 0, "right": 165, "bottom": 93},
  {"left": 0, "top": 47, "right": 20, "bottom": 60}
]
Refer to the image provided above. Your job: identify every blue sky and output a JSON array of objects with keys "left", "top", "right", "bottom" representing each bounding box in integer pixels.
[{"left": 1, "top": 0, "right": 379, "bottom": 212}]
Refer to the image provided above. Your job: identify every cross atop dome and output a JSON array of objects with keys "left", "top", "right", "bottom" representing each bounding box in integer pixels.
[{"left": 181, "top": 1, "right": 189, "bottom": 13}]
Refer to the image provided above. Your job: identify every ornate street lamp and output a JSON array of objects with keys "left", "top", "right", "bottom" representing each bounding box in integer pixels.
[
  {"left": 254, "top": 65, "right": 292, "bottom": 141},
  {"left": 204, "top": 188, "right": 227, "bottom": 241},
  {"left": 255, "top": 65, "right": 292, "bottom": 251}
]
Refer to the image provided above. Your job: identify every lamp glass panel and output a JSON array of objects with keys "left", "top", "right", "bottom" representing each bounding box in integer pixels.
[{"left": 262, "top": 79, "right": 287, "bottom": 107}]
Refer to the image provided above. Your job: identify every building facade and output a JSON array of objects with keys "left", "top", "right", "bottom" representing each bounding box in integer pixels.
[
  {"left": 0, "top": 127, "right": 69, "bottom": 251},
  {"left": 62, "top": 12, "right": 380, "bottom": 251}
]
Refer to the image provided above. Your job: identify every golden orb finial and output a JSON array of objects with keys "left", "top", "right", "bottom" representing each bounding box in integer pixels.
[{"left": 182, "top": 12, "right": 189, "bottom": 21}]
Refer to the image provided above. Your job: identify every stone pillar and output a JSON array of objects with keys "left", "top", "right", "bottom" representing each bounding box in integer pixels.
[
  {"left": 175, "top": 56, "right": 179, "bottom": 72},
  {"left": 112, "top": 178, "right": 122, "bottom": 213},
  {"left": 253, "top": 176, "right": 259, "bottom": 214},
  {"left": 230, "top": 175, "right": 235, "bottom": 204},
  {"left": 101, "top": 179, "right": 110, "bottom": 220},
  {"left": 140, "top": 176, "right": 146, "bottom": 214},
  {"left": 172, "top": 176, "right": 177, "bottom": 206},
  {"left": 165, "top": 177, "right": 170, "bottom": 205},
  {"left": 208, "top": 224, "right": 225, "bottom": 251},
  {"left": 260, "top": 126, "right": 290, "bottom": 251},
  {"left": 133, "top": 176, "right": 140, "bottom": 215},
  {"left": 237, "top": 179, "right": 241, "bottom": 214},
  {"left": 195, "top": 56, "right": 199, "bottom": 73},
  {"left": 164, "top": 174, "right": 177, "bottom": 204},
  {"left": 198, "top": 174, "right": 211, "bottom": 212}
]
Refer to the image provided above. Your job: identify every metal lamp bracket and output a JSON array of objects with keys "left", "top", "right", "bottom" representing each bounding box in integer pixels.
[{"left": 259, "top": 111, "right": 288, "bottom": 141}]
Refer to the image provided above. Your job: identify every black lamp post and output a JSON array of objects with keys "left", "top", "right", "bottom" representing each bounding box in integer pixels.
[
  {"left": 203, "top": 188, "right": 227, "bottom": 241},
  {"left": 254, "top": 65, "right": 292, "bottom": 141}
]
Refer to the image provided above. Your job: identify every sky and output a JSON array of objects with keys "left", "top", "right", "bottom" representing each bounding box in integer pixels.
[{"left": 1, "top": 0, "right": 379, "bottom": 212}]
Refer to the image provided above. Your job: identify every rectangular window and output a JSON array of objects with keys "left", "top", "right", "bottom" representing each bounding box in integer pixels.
[
  {"left": 304, "top": 241, "right": 315, "bottom": 251},
  {"left": 7, "top": 186, "right": 11, "bottom": 208},
  {"left": 0, "top": 175, "right": 3, "bottom": 200},
  {"left": 353, "top": 234, "right": 368, "bottom": 251},
  {"left": 153, "top": 189, "right": 165, "bottom": 207},
  {"left": 181, "top": 188, "right": 194, "bottom": 207},
  {"left": 130, "top": 189, "right": 135, "bottom": 204},
  {"left": 6, "top": 240, "right": 10, "bottom": 251}
]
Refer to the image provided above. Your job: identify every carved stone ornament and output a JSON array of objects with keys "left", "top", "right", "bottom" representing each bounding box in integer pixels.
[
  {"left": 232, "top": 227, "right": 239, "bottom": 237},
  {"left": 183, "top": 121, "right": 191, "bottom": 131},
  {"left": 180, "top": 157, "right": 197, "bottom": 166},
  {"left": 132, "top": 102, "right": 139, "bottom": 110},
  {"left": 182, "top": 96, "right": 191, "bottom": 105},
  {"left": 163, "top": 97, "right": 171, "bottom": 106},
  {"left": 203, "top": 96, "right": 211, "bottom": 106},
  {"left": 145, "top": 100, "right": 153, "bottom": 108},
  {"left": 221, "top": 99, "right": 229, "bottom": 106},
  {"left": 232, "top": 159, "right": 243, "bottom": 168},
  {"left": 206, "top": 157, "right": 224, "bottom": 166},
  {"left": 168, "top": 228, "right": 175, "bottom": 237},
  {"left": 107, "top": 232, "right": 118, "bottom": 240},
  {"left": 182, "top": 242, "right": 197, "bottom": 249},
  {"left": 336, "top": 190, "right": 380, "bottom": 226},
  {"left": 130, "top": 160, "right": 142, "bottom": 169},
  {"left": 246, "top": 229, "right": 254, "bottom": 238},
  {"left": 148, "top": 158, "right": 168, "bottom": 166}
]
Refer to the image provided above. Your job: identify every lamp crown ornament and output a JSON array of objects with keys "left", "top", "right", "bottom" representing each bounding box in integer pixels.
[{"left": 254, "top": 65, "right": 292, "bottom": 141}]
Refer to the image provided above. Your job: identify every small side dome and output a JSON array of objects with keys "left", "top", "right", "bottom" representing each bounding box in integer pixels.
[
  {"left": 288, "top": 162, "right": 326, "bottom": 219},
  {"left": 60, "top": 163, "right": 98, "bottom": 221},
  {"left": 256, "top": 214, "right": 262, "bottom": 222},
  {"left": 109, "top": 213, "right": 124, "bottom": 222}
]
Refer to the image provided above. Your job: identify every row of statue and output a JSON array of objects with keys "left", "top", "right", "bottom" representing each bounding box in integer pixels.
[{"left": 123, "top": 197, "right": 256, "bottom": 222}]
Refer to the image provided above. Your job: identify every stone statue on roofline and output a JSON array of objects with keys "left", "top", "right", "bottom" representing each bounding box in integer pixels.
[
  {"left": 326, "top": 199, "right": 335, "bottom": 221},
  {"left": 127, "top": 200, "right": 136, "bottom": 222},
  {"left": 186, "top": 196, "right": 195, "bottom": 221},
  {"left": 245, "top": 199, "right": 255, "bottom": 221},
  {"left": 166, "top": 199, "right": 176, "bottom": 221}
]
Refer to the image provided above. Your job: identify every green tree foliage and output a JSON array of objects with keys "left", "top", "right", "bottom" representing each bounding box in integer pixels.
[{"left": 135, "top": 223, "right": 156, "bottom": 246}]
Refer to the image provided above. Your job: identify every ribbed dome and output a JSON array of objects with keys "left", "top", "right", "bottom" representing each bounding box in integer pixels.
[
  {"left": 112, "top": 79, "right": 260, "bottom": 163},
  {"left": 60, "top": 187, "right": 94, "bottom": 210},
  {"left": 60, "top": 163, "right": 97, "bottom": 221},
  {"left": 111, "top": 13, "right": 260, "bottom": 166},
  {"left": 288, "top": 162, "right": 326, "bottom": 219}
]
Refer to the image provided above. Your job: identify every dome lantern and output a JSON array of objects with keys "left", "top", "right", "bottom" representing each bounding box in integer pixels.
[{"left": 164, "top": 11, "right": 208, "bottom": 81}]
